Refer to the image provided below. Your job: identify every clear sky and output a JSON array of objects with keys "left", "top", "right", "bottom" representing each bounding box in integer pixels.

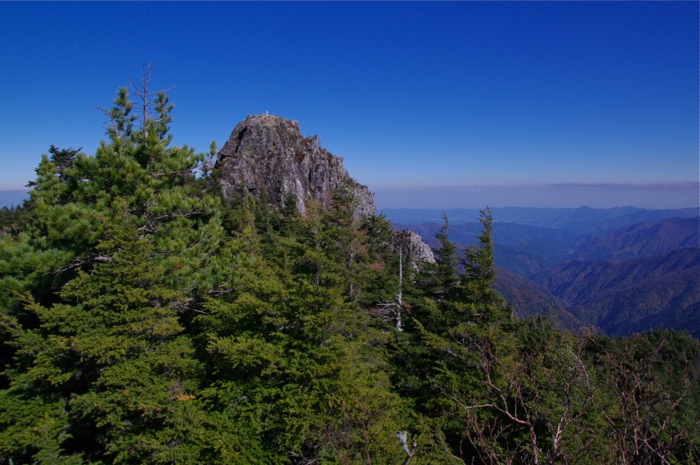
[{"left": 1, "top": 1, "right": 698, "bottom": 209}]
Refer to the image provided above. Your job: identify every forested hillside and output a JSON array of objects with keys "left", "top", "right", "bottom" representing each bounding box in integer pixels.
[
  {"left": 394, "top": 211, "right": 700, "bottom": 337},
  {"left": 0, "top": 86, "right": 698, "bottom": 464},
  {"left": 535, "top": 248, "right": 700, "bottom": 335}
]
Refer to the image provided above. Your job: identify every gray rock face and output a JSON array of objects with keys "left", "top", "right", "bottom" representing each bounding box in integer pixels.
[
  {"left": 405, "top": 230, "right": 437, "bottom": 267},
  {"left": 215, "top": 114, "right": 375, "bottom": 218},
  {"left": 392, "top": 229, "right": 436, "bottom": 269}
]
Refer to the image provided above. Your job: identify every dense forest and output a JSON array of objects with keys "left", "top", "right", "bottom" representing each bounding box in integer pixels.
[{"left": 0, "top": 86, "right": 698, "bottom": 464}]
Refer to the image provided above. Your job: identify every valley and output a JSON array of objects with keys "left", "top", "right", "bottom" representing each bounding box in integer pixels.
[{"left": 386, "top": 206, "right": 700, "bottom": 337}]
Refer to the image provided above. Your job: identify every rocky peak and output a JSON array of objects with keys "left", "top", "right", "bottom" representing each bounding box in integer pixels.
[{"left": 215, "top": 114, "right": 375, "bottom": 218}]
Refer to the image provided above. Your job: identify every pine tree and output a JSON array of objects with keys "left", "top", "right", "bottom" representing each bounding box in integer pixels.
[
  {"left": 3, "top": 79, "right": 697, "bottom": 465},
  {"left": 396, "top": 209, "right": 513, "bottom": 463},
  {"left": 461, "top": 208, "right": 508, "bottom": 324},
  {"left": 0, "top": 81, "right": 229, "bottom": 463}
]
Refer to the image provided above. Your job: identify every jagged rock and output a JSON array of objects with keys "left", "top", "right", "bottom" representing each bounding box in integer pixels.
[
  {"left": 215, "top": 114, "right": 435, "bottom": 266},
  {"left": 392, "top": 229, "right": 436, "bottom": 269},
  {"left": 215, "top": 114, "right": 375, "bottom": 218}
]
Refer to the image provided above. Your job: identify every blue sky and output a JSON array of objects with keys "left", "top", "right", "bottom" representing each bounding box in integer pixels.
[{"left": 1, "top": 1, "right": 698, "bottom": 209}]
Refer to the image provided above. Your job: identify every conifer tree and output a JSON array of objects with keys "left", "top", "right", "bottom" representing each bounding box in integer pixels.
[
  {"left": 461, "top": 208, "right": 508, "bottom": 324},
  {"left": 397, "top": 210, "right": 512, "bottom": 462},
  {"left": 3, "top": 78, "right": 697, "bottom": 465},
  {"left": 429, "top": 213, "right": 460, "bottom": 300},
  {"left": 0, "top": 81, "right": 229, "bottom": 463}
]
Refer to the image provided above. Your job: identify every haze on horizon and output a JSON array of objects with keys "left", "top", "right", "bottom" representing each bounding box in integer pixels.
[{"left": 0, "top": 2, "right": 697, "bottom": 210}]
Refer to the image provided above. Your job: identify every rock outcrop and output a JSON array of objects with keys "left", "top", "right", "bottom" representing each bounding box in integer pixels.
[
  {"left": 391, "top": 229, "right": 436, "bottom": 269},
  {"left": 215, "top": 114, "right": 375, "bottom": 218}
]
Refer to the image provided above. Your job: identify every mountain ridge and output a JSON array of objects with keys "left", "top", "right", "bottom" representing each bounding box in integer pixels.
[
  {"left": 537, "top": 248, "right": 700, "bottom": 337},
  {"left": 388, "top": 209, "right": 700, "bottom": 337}
]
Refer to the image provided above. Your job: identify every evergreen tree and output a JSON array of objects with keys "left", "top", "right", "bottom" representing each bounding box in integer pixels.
[
  {"left": 398, "top": 210, "right": 513, "bottom": 463},
  {"left": 2, "top": 80, "right": 697, "bottom": 465},
  {"left": 0, "top": 83, "right": 228, "bottom": 463},
  {"left": 194, "top": 192, "right": 415, "bottom": 464},
  {"left": 425, "top": 213, "right": 460, "bottom": 301},
  {"left": 461, "top": 208, "right": 508, "bottom": 324}
]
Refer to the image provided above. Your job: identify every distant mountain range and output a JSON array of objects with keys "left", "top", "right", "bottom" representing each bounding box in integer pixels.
[
  {"left": 386, "top": 206, "right": 700, "bottom": 338},
  {"left": 568, "top": 217, "right": 699, "bottom": 261},
  {"left": 534, "top": 247, "right": 700, "bottom": 336},
  {"left": 383, "top": 206, "right": 699, "bottom": 229}
]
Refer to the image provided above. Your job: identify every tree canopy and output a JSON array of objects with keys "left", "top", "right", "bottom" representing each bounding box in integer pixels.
[{"left": 0, "top": 83, "right": 697, "bottom": 464}]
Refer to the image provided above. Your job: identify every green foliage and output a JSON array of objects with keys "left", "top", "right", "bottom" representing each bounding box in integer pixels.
[
  {"left": 1, "top": 83, "right": 697, "bottom": 465},
  {"left": 582, "top": 329, "right": 700, "bottom": 464},
  {"left": 192, "top": 192, "right": 417, "bottom": 463},
  {"left": 0, "top": 84, "right": 228, "bottom": 464}
]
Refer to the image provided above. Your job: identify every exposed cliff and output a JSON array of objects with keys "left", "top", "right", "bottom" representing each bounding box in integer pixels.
[{"left": 215, "top": 114, "right": 375, "bottom": 218}]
